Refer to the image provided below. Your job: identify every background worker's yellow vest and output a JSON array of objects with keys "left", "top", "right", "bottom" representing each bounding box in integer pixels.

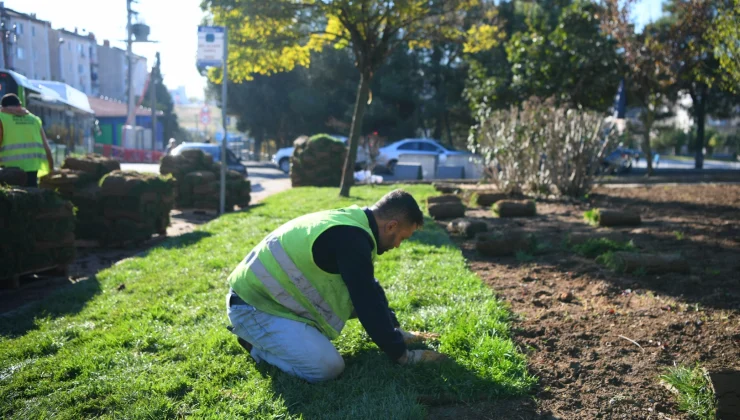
[
  {"left": 229, "top": 205, "right": 377, "bottom": 339},
  {"left": 0, "top": 112, "right": 49, "bottom": 176}
]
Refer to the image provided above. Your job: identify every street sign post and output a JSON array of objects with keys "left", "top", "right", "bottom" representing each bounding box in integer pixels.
[
  {"left": 197, "top": 26, "right": 225, "bottom": 67},
  {"left": 197, "top": 25, "right": 229, "bottom": 214}
]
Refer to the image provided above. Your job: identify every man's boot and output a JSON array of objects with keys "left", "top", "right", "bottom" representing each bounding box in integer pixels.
[{"left": 226, "top": 326, "right": 253, "bottom": 352}]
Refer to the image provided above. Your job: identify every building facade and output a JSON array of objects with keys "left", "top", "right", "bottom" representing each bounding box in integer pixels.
[
  {"left": 48, "top": 28, "right": 96, "bottom": 95},
  {"left": 0, "top": 5, "right": 53, "bottom": 80},
  {"left": 97, "top": 40, "right": 147, "bottom": 102}
]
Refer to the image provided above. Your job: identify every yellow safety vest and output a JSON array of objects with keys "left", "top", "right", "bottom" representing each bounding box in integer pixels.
[
  {"left": 228, "top": 205, "right": 377, "bottom": 339},
  {"left": 0, "top": 111, "right": 49, "bottom": 176}
]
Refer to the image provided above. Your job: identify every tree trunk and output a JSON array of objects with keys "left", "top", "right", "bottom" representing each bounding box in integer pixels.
[
  {"left": 694, "top": 85, "right": 706, "bottom": 169},
  {"left": 254, "top": 130, "right": 264, "bottom": 162},
  {"left": 339, "top": 67, "right": 372, "bottom": 197},
  {"left": 643, "top": 124, "right": 653, "bottom": 176}
]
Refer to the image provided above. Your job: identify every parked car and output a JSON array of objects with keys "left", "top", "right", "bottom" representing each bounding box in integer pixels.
[
  {"left": 601, "top": 147, "right": 635, "bottom": 174},
  {"left": 376, "top": 138, "right": 470, "bottom": 173},
  {"left": 170, "top": 142, "right": 248, "bottom": 176},
  {"left": 272, "top": 135, "right": 369, "bottom": 173}
]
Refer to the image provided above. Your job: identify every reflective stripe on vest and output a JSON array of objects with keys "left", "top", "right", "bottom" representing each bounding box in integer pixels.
[
  {"left": 0, "top": 142, "right": 43, "bottom": 151},
  {"left": 244, "top": 248, "right": 318, "bottom": 323},
  {"left": 0, "top": 152, "right": 47, "bottom": 163},
  {"left": 251, "top": 235, "right": 345, "bottom": 333}
]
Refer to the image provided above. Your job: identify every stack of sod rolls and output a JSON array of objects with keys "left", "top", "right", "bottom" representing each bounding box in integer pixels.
[
  {"left": 160, "top": 149, "right": 250, "bottom": 210},
  {"left": 40, "top": 154, "right": 120, "bottom": 241},
  {"left": 290, "top": 134, "right": 348, "bottom": 187},
  {"left": 0, "top": 186, "right": 75, "bottom": 282}
]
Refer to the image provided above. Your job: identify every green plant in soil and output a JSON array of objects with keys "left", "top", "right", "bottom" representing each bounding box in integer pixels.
[
  {"left": 596, "top": 251, "right": 624, "bottom": 271},
  {"left": 583, "top": 209, "right": 600, "bottom": 226},
  {"left": 572, "top": 238, "right": 636, "bottom": 259},
  {"left": 0, "top": 185, "right": 534, "bottom": 419},
  {"left": 660, "top": 365, "right": 716, "bottom": 420},
  {"left": 468, "top": 192, "right": 479, "bottom": 207},
  {"left": 673, "top": 231, "right": 685, "bottom": 240}
]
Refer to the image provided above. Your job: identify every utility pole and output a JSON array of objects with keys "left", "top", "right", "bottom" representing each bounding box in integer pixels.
[
  {"left": 126, "top": 0, "right": 136, "bottom": 128},
  {"left": 150, "top": 51, "right": 159, "bottom": 151},
  {"left": 219, "top": 27, "right": 228, "bottom": 214}
]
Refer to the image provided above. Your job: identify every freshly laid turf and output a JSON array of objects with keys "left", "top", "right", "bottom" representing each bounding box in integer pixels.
[{"left": 0, "top": 185, "right": 534, "bottom": 419}]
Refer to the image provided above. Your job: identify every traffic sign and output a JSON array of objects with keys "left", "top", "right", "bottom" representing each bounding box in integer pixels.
[{"left": 197, "top": 26, "right": 225, "bottom": 67}]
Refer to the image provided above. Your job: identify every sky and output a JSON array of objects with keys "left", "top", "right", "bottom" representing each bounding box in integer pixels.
[
  {"left": 5, "top": 0, "right": 665, "bottom": 101},
  {"left": 5, "top": 0, "right": 208, "bottom": 100}
]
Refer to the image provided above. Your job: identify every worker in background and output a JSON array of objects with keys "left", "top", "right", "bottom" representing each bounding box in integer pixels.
[
  {"left": 226, "top": 189, "right": 446, "bottom": 383},
  {"left": 164, "top": 138, "right": 177, "bottom": 155},
  {"left": 0, "top": 94, "right": 54, "bottom": 187}
]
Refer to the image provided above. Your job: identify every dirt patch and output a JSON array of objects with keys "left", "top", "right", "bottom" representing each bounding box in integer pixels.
[{"left": 442, "top": 184, "right": 740, "bottom": 419}]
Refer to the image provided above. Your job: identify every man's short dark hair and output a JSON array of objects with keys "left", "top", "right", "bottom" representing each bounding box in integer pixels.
[
  {"left": 1, "top": 94, "right": 21, "bottom": 107},
  {"left": 372, "top": 189, "right": 424, "bottom": 227}
]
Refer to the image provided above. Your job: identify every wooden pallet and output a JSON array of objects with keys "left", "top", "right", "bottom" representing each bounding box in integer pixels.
[{"left": 1, "top": 264, "right": 68, "bottom": 289}]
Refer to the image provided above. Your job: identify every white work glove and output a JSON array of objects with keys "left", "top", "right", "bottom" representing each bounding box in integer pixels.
[
  {"left": 397, "top": 349, "right": 448, "bottom": 365},
  {"left": 398, "top": 328, "right": 440, "bottom": 344}
]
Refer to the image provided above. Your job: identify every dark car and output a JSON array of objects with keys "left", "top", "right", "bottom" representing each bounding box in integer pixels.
[
  {"left": 602, "top": 147, "right": 635, "bottom": 174},
  {"left": 170, "top": 142, "right": 248, "bottom": 176}
]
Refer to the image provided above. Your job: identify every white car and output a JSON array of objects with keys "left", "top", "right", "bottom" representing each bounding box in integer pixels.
[
  {"left": 376, "top": 138, "right": 470, "bottom": 173},
  {"left": 272, "top": 135, "right": 368, "bottom": 173}
]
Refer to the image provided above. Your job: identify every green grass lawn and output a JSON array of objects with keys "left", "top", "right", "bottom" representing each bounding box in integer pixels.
[{"left": 0, "top": 185, "right": 534, "bottom": 419}]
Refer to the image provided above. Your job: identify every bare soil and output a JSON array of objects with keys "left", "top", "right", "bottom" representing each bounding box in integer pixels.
[{"left": 434, "top": 184, "right": 740, "bottom": 419}]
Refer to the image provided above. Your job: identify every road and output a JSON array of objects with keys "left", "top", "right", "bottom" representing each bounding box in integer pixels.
[
  {"left": 633, "top": 157, "right": 740, "bottom": 170},
  {"left": 121, "top": 161, "right": 290, "bottom": 203}
]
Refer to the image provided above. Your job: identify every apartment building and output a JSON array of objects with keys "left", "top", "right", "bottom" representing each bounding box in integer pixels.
[
  {"left": 0, "top": 5, "right": 53, "bottom": 80},
  {"left": 48, "top": 28, "right": 96, "bottom": 95},
  {"left": 97, "top": 40, "right": 148, "bottom": 102}
]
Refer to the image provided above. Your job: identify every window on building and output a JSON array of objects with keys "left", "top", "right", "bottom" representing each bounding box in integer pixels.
[
  {"left": 33, "top": 49, "right": 38, "bottom": 60},
  {"left": 16, "top": 23, "right": 23, "bottom": 35},
  {"left": 78, "top": 64, "right": 84, "bottom": 74},
  {"left": 16, "top": 47, "right": 24, "bottom": 60},
  {"left": 31, "top": 26, "right": 35, "bottom": 37}
]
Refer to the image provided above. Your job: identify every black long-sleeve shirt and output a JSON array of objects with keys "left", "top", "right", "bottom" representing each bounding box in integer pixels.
[{"left": 311, "top": 208, "right": 407, "bottom": 360}]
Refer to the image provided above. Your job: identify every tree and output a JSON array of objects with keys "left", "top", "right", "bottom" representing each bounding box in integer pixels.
[
  {"left": 143, "top": 53, "right": 183, "bottom": 144},
  {"left": 201, "top": 0, "right": 499, "bottom": 197},
  {"left": 601, "top": 0, "right": 675, "bottom": 175},
  {"left": 659, "top": 0, "right": 737, "bottom": 169},
  {"left": 465, "top": 0, "right": 620, "bottom": 114},
  {"left": 505, "top": 0, "right": 621, "bottom": 111},
  {"left": 708, "top": 0, "right": 740, "bottom": 90}
]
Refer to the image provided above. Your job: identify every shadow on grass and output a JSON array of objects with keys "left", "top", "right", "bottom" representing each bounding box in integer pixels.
[
  {"left": 236, "top": 203, "right": 265, "bottom": 212},
  {"left": 151, "top": 231, "right": 213, "bottom": 251},
  {"left": 0, "top": 275, "right": 101, "bottom": 338},
  {"left": 408, "top": 216, "right": 459, "bottom": 250},
  {"left": 133, "top": 231, "right": 214, "bottom": 260},
  {"left": 255, "top": 349, "right": 536, "bottom": 419}
]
